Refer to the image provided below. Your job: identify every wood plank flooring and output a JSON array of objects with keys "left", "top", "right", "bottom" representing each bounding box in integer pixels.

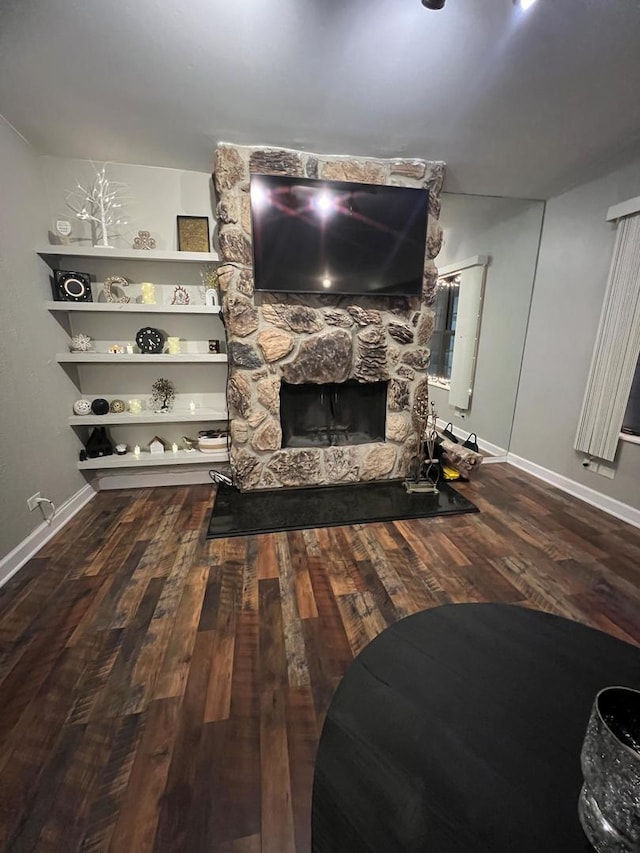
[{"left": 0, "top": 463, "right": 639, "bottom": 852}]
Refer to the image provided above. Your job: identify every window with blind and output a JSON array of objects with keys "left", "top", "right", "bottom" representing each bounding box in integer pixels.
[
  {"left": 622, "top": 356, "right": 640, "bottom": 436},
  {"left": 575, "top": 207, "right": 640, "bottom": 461}
]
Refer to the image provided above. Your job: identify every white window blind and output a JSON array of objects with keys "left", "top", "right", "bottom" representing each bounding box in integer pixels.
[{"left": 575, "top": 212, "right": 640, "bottom": 461}]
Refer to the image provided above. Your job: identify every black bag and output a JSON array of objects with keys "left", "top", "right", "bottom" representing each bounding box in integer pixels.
[
  {"left": 462, "top": 432, "right": 479, "bottom": 453},
  {"left": 86, "top": 426, "right": 114, "bottom": 458},
  {"left": 442, "top": 422, "right": 458, "bottom": 443}
]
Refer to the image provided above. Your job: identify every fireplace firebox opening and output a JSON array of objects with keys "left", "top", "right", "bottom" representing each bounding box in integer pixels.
[{"left": 280, "top": 380, "right": 388, "bottom": 448}]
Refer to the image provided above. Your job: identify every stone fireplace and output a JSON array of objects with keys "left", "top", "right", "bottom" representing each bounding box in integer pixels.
[{"left": 214, "top": 143, "right": 445, "bottom": 491}]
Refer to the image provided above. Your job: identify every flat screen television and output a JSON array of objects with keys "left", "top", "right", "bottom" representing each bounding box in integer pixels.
[{"left": 250, "top": 174, "right": 429, "bottom": 296}]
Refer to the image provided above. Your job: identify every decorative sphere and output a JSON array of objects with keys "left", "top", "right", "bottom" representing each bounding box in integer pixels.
[
  {"left": 109, "top": 399, "right": 126, "bottom": 413},
  {"left": 90, "top": 398, "right": 110, "bottom": 416},
  {"left": 73, "top": 399, "right": 92, "bottom": 415}
]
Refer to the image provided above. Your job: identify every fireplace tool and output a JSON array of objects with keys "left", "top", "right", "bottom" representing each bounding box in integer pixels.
[{"left": 404, "top": 400, "right": 440, "bottom": 494}]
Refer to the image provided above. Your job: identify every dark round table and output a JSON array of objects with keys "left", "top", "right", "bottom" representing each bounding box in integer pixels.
[{"left": 311, "top": 604, "right": 640, "bottom": 853}]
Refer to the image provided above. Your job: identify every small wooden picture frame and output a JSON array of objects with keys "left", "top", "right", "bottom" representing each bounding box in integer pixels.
[{"left": 177, "top": 216, "right": 210, "bottom": 253}]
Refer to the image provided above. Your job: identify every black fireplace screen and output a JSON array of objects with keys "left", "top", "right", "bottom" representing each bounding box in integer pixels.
[{"left": 280, "top": 380, "right": 387, "bottom": 448}]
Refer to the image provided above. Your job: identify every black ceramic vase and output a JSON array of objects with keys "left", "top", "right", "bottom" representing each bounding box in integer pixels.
[
  {"left": 579, "top": 686, "right": 640, "bottom": 853},
  {"left": 85, "top": 426, "right": 114, "bottom": 458}
]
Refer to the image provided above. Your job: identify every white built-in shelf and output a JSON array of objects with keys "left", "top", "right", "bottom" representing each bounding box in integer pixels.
[
  {"left": 69, "top": 409, "right": 228, "bottom": 426},
  {"left": 38, "top": 246, "right": 220, "bottom": 264},
  {"left": 46, "top": 301, "right": 221, "bottom": 314},
  {"left": 57, "top": 353, "right": 228, "bottom": 364},
  {"left": 78, "top": 448, "right": 228, "bottom": 470}
]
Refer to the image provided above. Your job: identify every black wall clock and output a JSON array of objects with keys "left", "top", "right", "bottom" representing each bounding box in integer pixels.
[
  {"left": 53, "top": 270, "right": 92, "bottom": 302},
  {"left": 136, "top": 327, "right": 165, "bottom": 354}
]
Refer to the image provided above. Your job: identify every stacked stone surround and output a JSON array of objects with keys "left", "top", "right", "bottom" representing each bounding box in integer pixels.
[{"left": 214, "top": 143, "right": 445, "bottom": 491}]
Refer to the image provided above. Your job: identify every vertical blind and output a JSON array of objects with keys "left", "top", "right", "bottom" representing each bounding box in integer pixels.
[{"left": 575, "top": 212, "right": 640, "bottom": 461}]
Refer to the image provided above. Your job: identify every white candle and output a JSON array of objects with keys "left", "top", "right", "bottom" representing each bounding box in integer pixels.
[
  {"left": 133, "top": 444, "right": 140, "bottom": 457},
  {"left": 172, "top": 442, "right": 178, "bottom": 453},
  {"left": 126, "top": 343, "right": 134, "bottom": 354},
  {"left": 189, "top": 400, "right": 196, "bottom": 413}
]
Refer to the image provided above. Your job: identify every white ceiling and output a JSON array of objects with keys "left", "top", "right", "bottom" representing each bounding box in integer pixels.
[{"left": 1, "top": 0, "right": 640, "bottom": 198}]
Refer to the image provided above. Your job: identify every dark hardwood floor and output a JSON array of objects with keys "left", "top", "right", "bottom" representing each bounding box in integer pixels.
[{"left": 1, "top": 463, "right": 639, "bottom": 852}]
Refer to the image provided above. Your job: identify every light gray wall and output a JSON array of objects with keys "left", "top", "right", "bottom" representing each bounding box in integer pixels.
[
  {"left": 39, "top": 156, "right": 214, "bottom": 251},
  {"left": 431, "top": 193, "right": 544, "bottom": 452},
  {"left": 511, "top": 156, "right": 640, "bottom": 509},
  {"left": 0, "top": 119, "right": 86, "bottom": 561}
]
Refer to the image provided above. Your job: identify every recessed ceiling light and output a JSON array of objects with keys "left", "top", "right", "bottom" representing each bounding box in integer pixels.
[
  {"left": 518, "top": 0, "right": 538, "bottom": 10},
  {"left": 421, "top": 0, "right": 445, "bottom": 9}
]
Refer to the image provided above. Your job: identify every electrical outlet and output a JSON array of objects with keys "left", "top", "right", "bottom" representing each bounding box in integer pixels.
[
  {"left": 597, "top": 463, "right": 616, "bottom": 479},
  {"left": 27, "top": 492, "right": 41, "bottom": 512}
]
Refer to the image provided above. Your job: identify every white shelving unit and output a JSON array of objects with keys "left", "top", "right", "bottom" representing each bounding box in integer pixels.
[
  {"left": 38, "top": 246, "right": 220, "bottom": 263},
  {"left": 57, "top": 353, "right": 228, "bottom": 364},
  {"left": 78, "top": 449, "right": 228, "bottom": 470},
  {"left": 68, "top": 408, "right": 228, "bottom": 426},
  {"left": 41, "top": 245, "right": 229, "bottom": 486},
  {"left": 47, "top": 301, "right": 221, "bottom": 314}
]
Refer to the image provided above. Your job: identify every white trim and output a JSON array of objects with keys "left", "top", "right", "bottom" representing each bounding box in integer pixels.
[
  {"left": 0, "top": 484, "right": 97, "bottom": 588},
  {"left": 506, "top": 453, "right": 640, "bottom": 529},
  {"left": 619, "top": 432, "right": 640, "bottom": 446},
  {"left": 437, "top": 255, "right": 490, "bottom": 277},
  {"left": 606, "top": 195, "right": 640, "bottom": 222}
]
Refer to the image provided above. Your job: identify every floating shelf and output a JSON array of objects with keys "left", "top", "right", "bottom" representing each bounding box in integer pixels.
[
  {"left": 57, "top": 353, "right": 228, "bottom": 364},
  {"left": 69, "top": 409, "right": 228, "bottom": 426},
  {"left": 78, "top": 448, "right": 228, "bottom": 470},
  {"left": 38, "top": 246, "right": 220, "bottom": 264},
  {"left": 46, "top": 301, "right": 221, "bottom": 314}
]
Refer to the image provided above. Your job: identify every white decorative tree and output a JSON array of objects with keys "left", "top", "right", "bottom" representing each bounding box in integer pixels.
[{"left": 66, "top": 165, "right": 130, "bottom": 248}]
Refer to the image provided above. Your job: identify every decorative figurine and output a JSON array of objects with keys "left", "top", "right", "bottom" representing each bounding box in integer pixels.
[
  {"left": 103, "top": 275, "right": 130, "bottom": 303},
  {"left": 90, "top": 398, "right": 110, "bottom": 416},
  {"left": 70, "top": 334, "right": 93, "bottom": 352},
  {"left": 73, "top": 399, "right": 92, "bottom": 415},
  {"left": 65, "top": 165, "right": 130, "bottom": 249},
  {"left": 201, "top": 265, "right": 220, "bottom": 307},
  {"left": 149, "top": 436, "right": 165, "bottom": 455},
  {"left": 171, "top": 285, "right": 190, "bottom": 305},
  {"left": 132, "top": 230, "right": 156, "bottom": 250},
  {"left": 151, "top": 377, "right": 176, "bottom": 412}
]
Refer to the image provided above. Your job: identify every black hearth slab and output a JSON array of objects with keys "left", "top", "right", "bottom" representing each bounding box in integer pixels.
[{"left": 206, "top": 479, "right": 478, "bottom": 539}]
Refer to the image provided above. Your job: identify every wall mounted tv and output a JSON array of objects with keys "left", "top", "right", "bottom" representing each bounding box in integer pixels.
[{"left": 250, "top": 174, "right": 429, "bottom": 297}]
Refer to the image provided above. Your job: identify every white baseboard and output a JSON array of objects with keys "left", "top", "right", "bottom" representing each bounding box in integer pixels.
[
  {"left": 0, "top": 483, "right": 97, "bottom": 588},
  {"left": 506, "top": 453, "right": 640, "bottom": 529},
  {"left": 435, "top": 418, "right": 507, "bottom": 461}
]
